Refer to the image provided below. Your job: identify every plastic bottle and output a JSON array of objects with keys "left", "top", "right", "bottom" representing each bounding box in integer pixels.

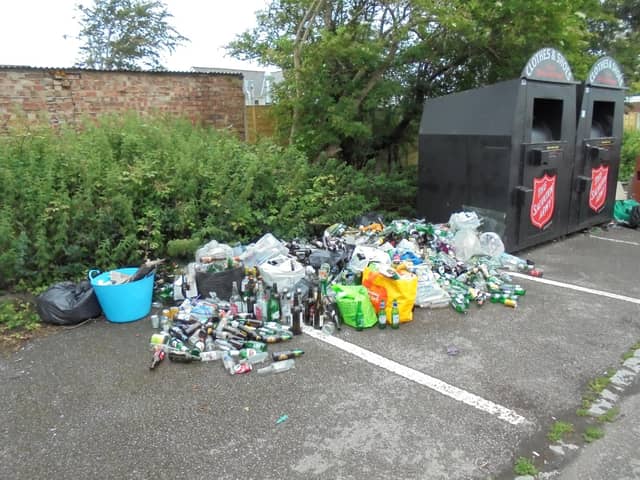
[
  {"left": 391, "top": 299, "right": 400, "bottom": 329},
  {"left": 222, "top": 352, "right": 235, "bottom": 374},
  {"left": 199, "top": 350, "right": 225, "bottom": 362},
  {"left": 257, "top": 359, "right": 295, "bottom": 375},
  {"left": 377, "top": 300, "right": 387, "bottom": 329},
  {"left": 241, "top": 351, "right": 268, "bottom": 365}
]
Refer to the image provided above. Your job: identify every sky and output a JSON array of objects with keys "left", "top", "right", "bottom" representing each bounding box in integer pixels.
[{"left": 0, "top": 0, "right": 273, "bottom": 72}]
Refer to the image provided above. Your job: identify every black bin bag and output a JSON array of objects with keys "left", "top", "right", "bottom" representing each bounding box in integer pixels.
[{"left": 36, "top": 280, "right": 103, "bottom": 325}]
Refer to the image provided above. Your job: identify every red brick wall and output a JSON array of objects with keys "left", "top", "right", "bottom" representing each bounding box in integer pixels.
[{"left": 0, "top": 67, "right": 245, "bottom": 136}]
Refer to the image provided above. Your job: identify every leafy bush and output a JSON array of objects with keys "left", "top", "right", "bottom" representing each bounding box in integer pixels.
[
  {"left": 0, "top": 113, "right": 417, "bottom": 290},
  {"left": 620, "top": 129, "right": 640, "bottom": 182}
]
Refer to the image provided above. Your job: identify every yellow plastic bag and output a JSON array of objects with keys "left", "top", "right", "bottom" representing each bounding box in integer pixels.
[{"left": 362, "top": 263, "right": 417, "bottom": 323}]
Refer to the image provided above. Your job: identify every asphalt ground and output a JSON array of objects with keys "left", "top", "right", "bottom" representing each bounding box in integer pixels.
[{"left": 1, "top": 225, "right": 639, "bottom": 480}]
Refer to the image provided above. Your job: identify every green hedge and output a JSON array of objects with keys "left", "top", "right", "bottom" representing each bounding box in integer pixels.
[
  {"left": 0, "top": 114, "right": 416, "bottom": 290},
  {"left": 621, "top": 129, "right": 640, "bottom": 183}
]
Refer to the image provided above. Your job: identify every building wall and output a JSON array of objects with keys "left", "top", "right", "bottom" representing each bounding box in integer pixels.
[{"left": 0, "top": 67, "right": 245, "bottom": 136}]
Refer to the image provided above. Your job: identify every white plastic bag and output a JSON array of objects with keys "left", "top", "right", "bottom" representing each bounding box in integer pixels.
[
  {"left": 348, "top": 245, "right": 391, "bottom": 273},
  {"left": 259, "top": 255, "right": 306, "bottom": 291},
  {"left": 195, "top": 240, "right": 233, "bottom": 264},
  {"left": 451, "top": 229, "right": 482, "bottom": 261},
  {"left": 478, "top": 232, "right": 505, "bottom": 257},
  {"left": 448, "top": 211, "right": 481, "bottom": 232}
]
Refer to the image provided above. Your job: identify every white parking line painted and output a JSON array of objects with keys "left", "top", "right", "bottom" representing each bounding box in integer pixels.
[
  {"left": 589, "top": 234, "right": 640, "bottom": 246},
  {"left": 302, "top": 325, "right": 531, "bottom": 426},
  {"left": 508, "top": 272, "right": 640, "bottom": 305}
]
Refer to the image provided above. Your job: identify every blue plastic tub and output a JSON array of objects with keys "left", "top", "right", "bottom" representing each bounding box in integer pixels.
[{"left": 88, "top": 268, "right": 154, "bottom": 323}]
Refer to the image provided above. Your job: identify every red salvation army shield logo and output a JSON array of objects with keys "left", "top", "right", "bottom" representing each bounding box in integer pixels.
[
  {"left": 589, "top": 164, "right": 609, "bottom": 212},
  {"left": 530, "top": 173, "right": 556, "bottom": 229}
]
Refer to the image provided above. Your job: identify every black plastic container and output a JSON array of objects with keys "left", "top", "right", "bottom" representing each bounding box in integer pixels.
[
  {"left": 418, "top": 48, "right": 577, "bottom": 252},
  {"left": 567, "top": 56, "right": 625, "bottom": 233}
]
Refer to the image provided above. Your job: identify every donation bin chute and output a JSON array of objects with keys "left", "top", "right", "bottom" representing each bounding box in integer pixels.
[
  {"left": 418, "top": 47, "right": 577, "bottom": 252},
  {"left": 567, "top": 56, "right": 625, "bottom": 233}
]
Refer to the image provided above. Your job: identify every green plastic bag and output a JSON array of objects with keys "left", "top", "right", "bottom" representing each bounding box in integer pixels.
[
  {"left": 613, "top": 199, "right": 640, "bottom": 228},
  {"left": 331, "top": 284, "right": 377, "bottom": 329}
]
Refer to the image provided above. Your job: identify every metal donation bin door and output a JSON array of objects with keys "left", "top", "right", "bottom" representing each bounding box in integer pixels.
[
  {"left": 568, "top": 56, "right": 625, "bottom": 233},
  {"left": 511, "top": 49, "right": 577, "bottom": 251}
]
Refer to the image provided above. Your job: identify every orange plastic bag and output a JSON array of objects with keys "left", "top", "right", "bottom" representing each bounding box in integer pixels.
[{"left": 362, "top": 263, "right": 417, "bottom": 323}]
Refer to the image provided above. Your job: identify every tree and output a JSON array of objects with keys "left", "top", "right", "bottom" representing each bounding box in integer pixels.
[
  {"left": 228, "top": 0, "right": 600, "bottom": 167},
  {"left": 589, "top": 0, "right": 640, "bottom": 91},
  {"left": 75, "top": 0, "right": 188, "bottom": 71}
]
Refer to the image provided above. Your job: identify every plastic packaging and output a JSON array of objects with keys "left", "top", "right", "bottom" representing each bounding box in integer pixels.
[
  {"left": 478, "top": 232, "right": 505, "bottom": 257},
  {"left": 451, "top": 229, "right": 482, "bottom": 261},
  {"left": 448, "top": 211, "right": 481, "bottom": 232},
  {"left": 239, "top": 233, "right": 289, "bottom": 267},
  {"left": 259, "top": 255, "right": 306, "bottom": 292},
  {"left": 347, "top": 245, "right": 391, "bottom": 273}
]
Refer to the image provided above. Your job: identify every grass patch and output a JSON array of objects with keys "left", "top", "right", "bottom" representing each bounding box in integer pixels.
[
  {"left": 576, "top": 408, "right": 590, "bottom": 417},
  {"left": 597, "top": 406, "right": 620, "bottom": 423},
  {"left": 588, "top": 375, "right": 611, "bottom": 394},
  {"left": 547, "top": 420, "right": 574, "bottom": 442},
  {"left": 0, "top": 299, "right": 40, "bottom": 332},
  {"left": 514, "top": 456, "right": 538, "bottom": 476},
  {"left": 583, "top": 426, "right": 605, "bottom": 443},
  {"left": 622, "top": 341, "right": 640, "bottom": 361}
]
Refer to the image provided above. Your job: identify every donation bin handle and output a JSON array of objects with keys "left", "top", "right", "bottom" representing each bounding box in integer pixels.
[
  {"left": 588, "top": 145, "right": 610, "bottom": 164},
  {"left": 515, "top": 186, "right": 533, "bottom": 206},
  {"left": 575, "top": 175, "right": 591, "bottom": 193}
]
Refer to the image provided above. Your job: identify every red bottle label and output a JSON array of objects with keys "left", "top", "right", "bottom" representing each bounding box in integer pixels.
[
  {"left": 589, "top": 164, "right": 609, "bottom": 213},
  {"left": 530, "top": 173, "right": 556, "bottom": 229}
]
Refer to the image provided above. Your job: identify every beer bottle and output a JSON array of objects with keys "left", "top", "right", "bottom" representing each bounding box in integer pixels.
[
  {"left": 272, "top": 349, "right": 304, "bottom": 361},
  {"left": 355, "top": 302, "right": 365, "bottom": 331},
  {"left": 229, "top": 281, "right": 244, "bottom": 316},
  {"left": 315, "top": 287, "right": 325, "bottom": 330},
  {"left": 377, "top": 300, "right": 387, "bottom": 329},
  {"left": 243, "top": 340, "right": 267, "bottom": 352},
  {"left": 267, "top": 283, "right": 281, "bottom": 322},
  {"left": 168, "top": 350, "right": 199, "bottom": 363},
  {"left": 291, "top": 288, "right": 303, "bottom": 335},
  {"left": 306, "top": 288, "right": 316, "bottom": 326},
  {"left": 391, "top": 299, "right": 400, "bottom": 329}
]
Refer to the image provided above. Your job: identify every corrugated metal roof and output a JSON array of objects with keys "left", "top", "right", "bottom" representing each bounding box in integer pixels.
[{"left": 0, "top": 64, "right": 242, "bottom": 77}]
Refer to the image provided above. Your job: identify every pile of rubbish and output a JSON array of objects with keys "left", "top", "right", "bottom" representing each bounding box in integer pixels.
[{"left": 146, "top": 211, "right": 543, "bottom": 373}]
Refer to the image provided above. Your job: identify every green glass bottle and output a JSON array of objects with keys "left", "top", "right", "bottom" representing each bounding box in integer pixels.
[
  {"left": 391, "top": 299, "right": 400, "bottom": 329},
  {"left": 243, "top": 340, "right": 267, "bottom": 352},
  {"left": 377, "top": 300, "right": 387, "bottom": 329},
  {"left": 267, "top": 283, "right": 281, "bottom": 322},
  {"left": 354, "top": 302, "right": 365, "bottom": 331}
]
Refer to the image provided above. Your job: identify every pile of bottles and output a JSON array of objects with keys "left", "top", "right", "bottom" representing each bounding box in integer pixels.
[
  {"left": 148, "top": 295, "right": 308, "bottom": 375},
  {"left": 153, "top": 216, "right": 546, "bottom": 347}
]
